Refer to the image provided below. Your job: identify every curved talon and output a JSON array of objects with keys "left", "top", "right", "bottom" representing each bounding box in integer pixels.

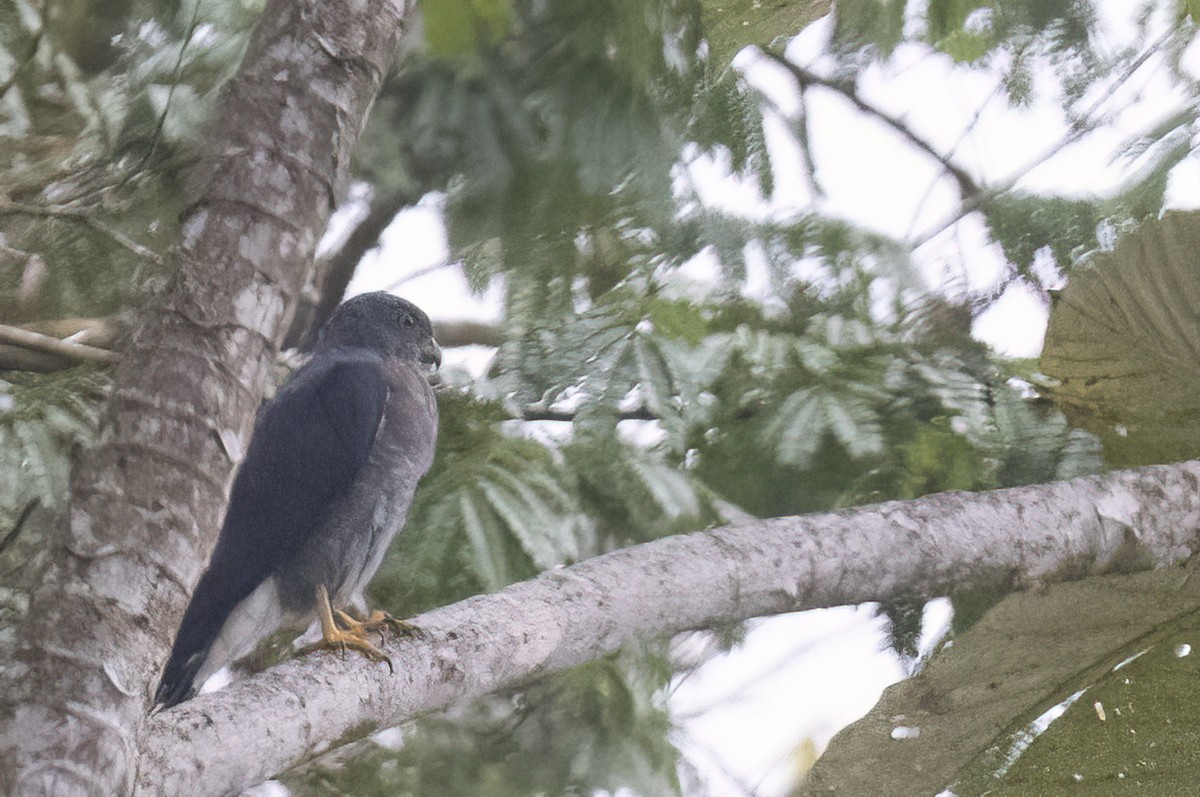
[
  {"left": 335, "top": 607, "right": 423, "bottom": 640},
  {"left": 301, "top": 586, "right": 415, "bottom": 675},
  {"left": 300, "top": 630, "right": 393, "bottom": 671}
]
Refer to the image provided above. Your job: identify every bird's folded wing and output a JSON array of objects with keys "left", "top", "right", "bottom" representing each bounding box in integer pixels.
[{"left": 155, "top": 353, "right": 388, "bottom": 706}]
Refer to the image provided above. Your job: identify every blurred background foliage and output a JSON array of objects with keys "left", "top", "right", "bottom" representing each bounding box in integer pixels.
[{"left": 2, "top": 0, "right": 1198, "bottom": 793}]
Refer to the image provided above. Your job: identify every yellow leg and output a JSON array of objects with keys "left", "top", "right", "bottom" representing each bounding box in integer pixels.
[{"left": 300, "top": 585, "right": 394, "bottom": 672}]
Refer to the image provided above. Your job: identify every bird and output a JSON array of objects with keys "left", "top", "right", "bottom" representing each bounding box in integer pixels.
[{"left": 154, "top": 292, "right": 440, "bottom": 709}]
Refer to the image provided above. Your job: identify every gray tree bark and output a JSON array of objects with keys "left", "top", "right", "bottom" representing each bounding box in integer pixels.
[
  {"left": 0, "top": 0, "right": 415, "bottom": 794},
  {"left": 135, "top": 459, "right": 1200, "bottom": 795}
]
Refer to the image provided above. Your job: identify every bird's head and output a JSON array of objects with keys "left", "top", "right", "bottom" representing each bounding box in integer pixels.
[{"left": 316, "top": 292, "right": 441, "bottom": 370}]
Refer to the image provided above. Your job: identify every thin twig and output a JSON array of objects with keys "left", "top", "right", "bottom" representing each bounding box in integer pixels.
[
  {"left": 0, "top": 17, "right": 42, "bottom": 99},
  {"left": 908, "top": 25, "right": 1180, "bottom": 249},
  {"left": 124, "top": 2, "right": 204, "bottom": 181},
  {"left": 84, "top": 217, "right": 165, "bottom": 265},
  {"left": 762, "top": 50, "right": 982, "bottom": 201},
  {"left": 0, "top": 200, "right": 164, "bottom": 265},
  {"left": 381, "top": 260, "right": 455, "bottom": 292},
  {"left": 0, "top": 199, "right": 89, "bottom": 218},
  {"left": 517, "top": 405, "right": 658, "bottom": 422}
]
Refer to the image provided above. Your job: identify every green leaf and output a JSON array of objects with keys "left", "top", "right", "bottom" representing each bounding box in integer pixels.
[
  {"left": 802, "top": 570, "right": 1200, "bottom": 796},
  {"left": 937, "top": 28, "right": 993, "bottom": 62},
  {"left": 565, "top": 434, "right": 715, "bottom": 541},
  {"left": 0, "top": 371, "right": 106, "bottom": 530},
  {"left": 895, "top": 419, "right": 989, "bottom": 496},
  {"left": 982, "top": 192, "right": 1103, "bottom": 275},
  {"left": 762, "top": 385, "right": 885, "bottom": 467},
  {"left": 628, "top": 459, "right": 701, "bottom": 520},
  {"left": 1041, "top": 210, "right": 1200, "bottom": 466},
  {"left": 648, "top": 298, "right": 707, "bottom": 345},
  {"left": 908, "top": 354, "right": 991, "bottom": 445},
  {"left": 830, "top": 0, "right": 907, "bottom": 57},
  {"left": 824, "top": 392, "right": 884, "bottom": 457}
]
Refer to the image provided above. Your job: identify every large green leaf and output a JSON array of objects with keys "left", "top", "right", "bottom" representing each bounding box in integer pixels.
[
  {"left": 1040, "top": 211, "right": 1200, "bottom": 467},
  {"left": 802, "top": 569, "right": 1200, "bottom": 795}
]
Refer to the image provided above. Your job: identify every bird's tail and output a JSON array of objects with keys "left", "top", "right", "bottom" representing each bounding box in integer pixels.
[
  {"left": 153, "top": 569, "right": 242, "bottom": 709},
  {"left": 154, "top": 644, "right": 209, "bottom": 709}
]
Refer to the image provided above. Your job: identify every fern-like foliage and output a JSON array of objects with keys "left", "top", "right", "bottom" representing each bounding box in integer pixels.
[
  {"left": 0, "top": 0, "right": 262, "bottom": 321},
  {"left": 284, "top": 648, "right": 682, "bottom": 797},
  {"left": 371, "top": 393, "right": 590, "bottom": 611},
  {"left": 373, "top": 390, "right": 720, "bottom": 614},
  {"left": 0, "top": 369, "right": 108, "bottom": 530}
]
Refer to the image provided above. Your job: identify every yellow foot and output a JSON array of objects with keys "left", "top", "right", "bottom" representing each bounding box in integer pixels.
[
  {"left": 299, "top": 623, "right": 394, "bottom": 672},
  {"left": 334, "top": 608, "right": 423, "bottom": 642},
  {"left": 300, "top": 586, "right": 422, "bottom": 674}
]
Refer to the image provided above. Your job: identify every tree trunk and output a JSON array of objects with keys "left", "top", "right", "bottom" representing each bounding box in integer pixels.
[{"left": 0, "top": 0, "right": 415, "bottom": 794}]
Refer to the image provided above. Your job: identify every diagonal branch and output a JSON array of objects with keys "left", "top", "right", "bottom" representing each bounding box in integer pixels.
[
  {"left": 761, "top": 51, "right": 982, "bottom": 201},
  {"left": 285, "top": 188, "right": 420, "bottom": 350},
  {"left": 137, "top": 459, "right": 1200, "bottom": 795},
  {"left": 0, "top": 200, "right": 166, "bottom": 265}
]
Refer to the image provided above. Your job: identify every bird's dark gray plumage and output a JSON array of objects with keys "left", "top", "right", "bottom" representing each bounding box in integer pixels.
[{"left": 155, "top": 292, "right": 440, "bottom": 709}]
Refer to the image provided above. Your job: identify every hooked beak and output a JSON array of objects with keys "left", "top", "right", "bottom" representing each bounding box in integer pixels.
[{"left": 421, "top": 339, "right": 442, "bottom": 372}]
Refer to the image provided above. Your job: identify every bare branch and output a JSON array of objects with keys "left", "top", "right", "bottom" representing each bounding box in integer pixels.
[
  {"left": 137, "top": 459, "right": 1200, "bottom": 795},
  {"left": 0, "top": 199, "right": 165, "bottom": 265},
  {"left": 381, "top": 260, "right": 454, "bottom": 291},
  {"left": 762, "top": 52, "right": 982, "bottom": 201},
  {"left": 287, "top": 189, "right": 419, "bottom": 350},
  {"left": 19, "top": 316, "right": 129, "bottom": 349},
  {"left": 908, "top": 25, "right": 1180, "bottom": 250},
  {"left": 433, "top": 320, "right": 504, "bottom": 348},
  {"left": 0, "top": 323, "right": 120, "bottom": 365},
  {"left": 0, "top": 315, "right": 503, "bottom": 374},
  {"left": 0, "top": 344, "right": 73, "bottom": 372},
  {"left": 518, "top": 405, "right": 658, "bottom": 422}
]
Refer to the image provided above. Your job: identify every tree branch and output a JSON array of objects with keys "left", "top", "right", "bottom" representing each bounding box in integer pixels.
[
  {"left": 762, "top": 51, "right": 982, "bottom": 201},
  {"left": 137, "top": 459, "right": 1200, "bottom": 795},
  {"left": 0, "top": 316, "right": 505, "bottom": 373},
  {"left": 0, "top": 199, "right": 165, "bottom": 265},
  {"left": 434, "top": 320, "right": 505, "bottom": 349},
  {"left": 0, "top": 322, "right": 120, "bottom": 365},
  {"left": 285, "top": 188, "right": 419, "bottom": 350},
  {"left": 906, "top": 26, "right": 1178, "bottom": 250},
  {"left": 518, "top": 405, "right": 658, "bottom": 422}
]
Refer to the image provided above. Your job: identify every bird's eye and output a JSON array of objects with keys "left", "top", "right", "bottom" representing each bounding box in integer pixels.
[{"left": 402, "top": 315, "right": 415, "bottom": 328}]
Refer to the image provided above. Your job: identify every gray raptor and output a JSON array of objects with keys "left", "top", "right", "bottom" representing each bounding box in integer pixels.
[{"left": 155, "top": 292, "right": 440, "bottom": 708}]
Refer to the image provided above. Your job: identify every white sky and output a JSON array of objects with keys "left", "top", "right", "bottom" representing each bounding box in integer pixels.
[{"left": 333, "top": 3, "right": 1200, "bottom": 794}]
